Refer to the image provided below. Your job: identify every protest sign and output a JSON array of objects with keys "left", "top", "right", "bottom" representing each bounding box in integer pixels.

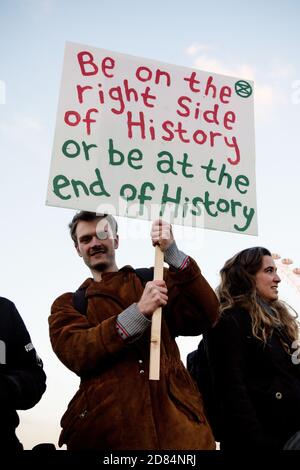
[{"left": 46, "top": 41, "right": 257, "bottom": 235}]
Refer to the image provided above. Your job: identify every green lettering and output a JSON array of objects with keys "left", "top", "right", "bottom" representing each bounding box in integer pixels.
[
  {"left": 71, "top": 179, "right": 89, "bottom": 197},
  {"left": 200, "top": 159, "right": 217, "bottom": 183},
  {"left": 218, "top": 164, "right": 232, "bottom": 189},
  {"left": 62, "top": 140, "right": 80, "bottom": 158},
  {"left": 160, "top": 184, "right": 182, "bottom": 217},
  {"left": 177, "top": 153, "right": 194, "bottom": 178},
  {"left": 52, "top": 175, "right": 71, "bottom": 200},
  {"left": 235, "top": 174, "right": 249, "bottom": 194},
  {"left": 90, "top": 168, "right": 110, "bottom": 196},
  {"left": 203, "top": 191, "right": 218, "bottom": 217},
  {"left": 234, "top": 207, "right": 255, "bottom": 232},
  {"left": 82, "top": 141, "right": 98, "bottom": 161},
  {"left": 216, "top": 198, "right": 230, "bottom": 213},
  {"left": 138, "top": 182, "right": 155, "bottom": 215},
  {"left": 128, "top": 148, "right": 143, "bottom": 170},
  {"left": 230, "top": 199, "right": 242, "bottom": 216},
  {"left": 157, "top": 151, "right": 177, "bottom": 175},
  {"left": 191, "top": 197, "right": 203, "bottom": 216},
  {"left": 108, "top": 138, "right": 124, "bottom": 165},
  {"left": 120, "top": 184, "right": 137, "bottom": 201}
]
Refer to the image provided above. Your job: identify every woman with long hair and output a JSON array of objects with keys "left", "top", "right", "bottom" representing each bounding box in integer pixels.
[{"left": 205, "top": 246, "right": 300, "bottom": 449}]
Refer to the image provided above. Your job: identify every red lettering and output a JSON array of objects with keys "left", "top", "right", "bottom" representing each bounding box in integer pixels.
[
  {"left": 177, "top": 96, "right": 191, "bottom": 117},
  {"left": 161, "top": 121, "right": 175, "bottom": 141},
  {"left": 193, "top": 129, "right": 207, "bottom": 145},
  {"left": 210, "top": 131, "right": 222, "bottom": 146},
  {"left": 225, "top": 136, "right": 240, "bottom": 165},
  {"left": 77, "top": 51, "right": 98, "bottom": 76},
  {"left": 136, "top": 66, "right": 152, "bottom": 82},
  {"left": 109, "top": 86, "right": 125, "bottom": 114},
  {"left": 174, "top": 122, "right": 190, "bottom": 143},
  {"left": 83, "top": 108, "right": 98, "bottom": 135},
  {"left": 183, "top": 72, "right": 201, "bottom": 92},
  {"left": 102, "top": 57, "right": 115, "bottom": 78},
  {"left": 224, "top": 111, "right": 236, "bottom": 130},
  {"left": 123, "top": 80, "right": 138, "bottom": 103},
  {"left": 77, "top": 52, "right": 115, "bottom": 77},
  {"left": 76, "top": 85, "right": 93, "bottom": 104},
  {"left": 203, "top": 104, "right": 220, "bottom": 125},
  {"left": 155, "top": 69, "right": 171, "bottom": 87},
  {"left": 64, "top": 111, "right": 81, "bottom": 126},
  {"left": 149, "top": 119, "right": 156, "bottom": 140},
  {"left": 220, "top": 86, "right": 232, "bottom": 104},
  {"left": 127, "top": 111, "right": 146, "bottom": 139},
  {"left": 204, "top": 76, "right": 217, "bottom": 99},
  {"left": 141, "top": 87, "right": 156, "bottom": 107},
  {"left": 98, "top": 84, "right": 105, "bottom": 104}
]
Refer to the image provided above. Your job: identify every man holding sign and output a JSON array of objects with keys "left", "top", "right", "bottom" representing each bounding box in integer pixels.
[{"left": 49, "top": 211, "right": 218, "bottom": 450}]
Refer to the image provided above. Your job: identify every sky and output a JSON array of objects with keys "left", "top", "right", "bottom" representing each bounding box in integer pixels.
[{"left": 0, "top": 0, "right": 300, "bottom": 449}]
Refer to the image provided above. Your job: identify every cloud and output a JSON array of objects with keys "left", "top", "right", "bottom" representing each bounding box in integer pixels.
[
  {"left": 187, "top": 50, "right": 287, "bottom": 121},
  {"left": 185, "top": 43, "right": 211, "bottom": 56},
  {"left": 193, "top": 55, "right": 232, "bottom": 77}
]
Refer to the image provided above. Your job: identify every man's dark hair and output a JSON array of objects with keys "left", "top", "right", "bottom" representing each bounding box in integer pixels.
[{"left": 69, "top": 211, "right": 118, "bottom": 246}]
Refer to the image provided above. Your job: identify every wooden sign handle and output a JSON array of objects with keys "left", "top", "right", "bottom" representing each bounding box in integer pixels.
[{"left": 149, "top": 245, "right": 164, "bottom": 380}]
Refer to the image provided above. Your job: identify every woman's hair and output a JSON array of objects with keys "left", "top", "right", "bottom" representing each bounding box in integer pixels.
[{"left": 217, "top": 246, "right": 299, "bottom": 345}]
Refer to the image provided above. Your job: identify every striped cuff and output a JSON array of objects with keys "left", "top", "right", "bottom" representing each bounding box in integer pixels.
[
  {"left": 164, "top": 241, "right": 189, "bottom": 270},
  {"left": 116, "top": 303, "right": 151, "bottom": 341}
]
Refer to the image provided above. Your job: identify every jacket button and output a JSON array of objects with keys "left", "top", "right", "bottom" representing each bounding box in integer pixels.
[
  {"left": 275, "top": 392, "right": 283, "bottom": 400},
  {"left": 138, "top": 359, "right": 143, "bottom": 364},
  {"left": 139, "top": 369, "right": 145, "bottom": 374}
]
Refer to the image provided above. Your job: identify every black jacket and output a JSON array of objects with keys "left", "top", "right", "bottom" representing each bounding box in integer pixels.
[
  {"left": 205, "top": 307, "right": 300, "bottom": 450},
  {"left": 0, "top": 297, "right": 46, "bottom": 450}
]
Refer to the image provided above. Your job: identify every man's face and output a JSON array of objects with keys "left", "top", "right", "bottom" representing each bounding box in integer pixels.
[{"left": 75, "top": 218, "right": 119, "bottom": 274}]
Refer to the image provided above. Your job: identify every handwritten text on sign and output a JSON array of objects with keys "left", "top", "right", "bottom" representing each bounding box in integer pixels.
[{"left": 46, "top": 42, "right": 257, "bottom": 234}]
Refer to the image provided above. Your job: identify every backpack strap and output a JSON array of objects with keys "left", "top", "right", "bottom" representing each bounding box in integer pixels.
[
  {"left": 135, "top": 267, "right": 154, "bottom": 284},
  {"left": 72, "top": 268, "right": 154, "bottom": 316}
]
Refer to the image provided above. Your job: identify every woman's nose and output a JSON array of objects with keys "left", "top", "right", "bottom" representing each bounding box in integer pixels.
[{"left": 274, "top": 273, "right": 281, "bottom": 283}]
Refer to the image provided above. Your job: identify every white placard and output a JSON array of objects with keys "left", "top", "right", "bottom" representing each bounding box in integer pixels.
[{"left": 46, "top": 42, "right": 257, "bottom": 235}]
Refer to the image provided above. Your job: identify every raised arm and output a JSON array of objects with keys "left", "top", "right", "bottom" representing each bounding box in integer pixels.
[{"left": 150, "top": 219, "right": 219, "bottom": 336}]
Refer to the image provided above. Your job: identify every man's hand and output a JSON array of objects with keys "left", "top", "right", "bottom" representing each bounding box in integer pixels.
[
  {"left": 137, "top": 280, "right": 168, "bottom": 318},
  {"left": 151, "top": 220, "right": 174, "bottom": 252}
]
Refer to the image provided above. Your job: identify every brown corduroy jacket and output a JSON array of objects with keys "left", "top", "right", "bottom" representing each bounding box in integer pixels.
[{"left": 49, "top": 258, "right": 219, "bottom": 450}]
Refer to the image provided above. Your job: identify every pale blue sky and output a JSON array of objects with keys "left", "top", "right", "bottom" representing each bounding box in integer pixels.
[{"left": 0, "top": 0, "right": 300, "bottom": 449}]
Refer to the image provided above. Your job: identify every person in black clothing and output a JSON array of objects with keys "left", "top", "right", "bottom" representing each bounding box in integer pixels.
[
  {"left": 0, "top": 297, "right": 46, "bottom": 451},
  {"left": 204, "top": 247, "right": 300, "bottom": 450}
]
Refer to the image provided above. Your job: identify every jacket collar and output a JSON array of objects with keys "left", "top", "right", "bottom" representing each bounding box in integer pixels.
[{"left": 78, "top": 265, "right": 135, "bottom": 292}]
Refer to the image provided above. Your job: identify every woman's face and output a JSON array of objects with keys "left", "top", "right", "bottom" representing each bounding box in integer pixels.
[{"left": 254, "top": 255, "right": 281, "bottom": 302}]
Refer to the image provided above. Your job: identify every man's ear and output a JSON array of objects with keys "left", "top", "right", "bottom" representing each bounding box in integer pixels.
[
  {"left": 75, "top": 244, "right": 82, "bottom": 257},
  {"left": 114, "top": 235, "right": 119, "bottom": 250}
]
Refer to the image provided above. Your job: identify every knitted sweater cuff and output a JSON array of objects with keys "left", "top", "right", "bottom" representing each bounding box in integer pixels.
[{"left": 116, "top": 303, "right": 151, "bottom": 341}]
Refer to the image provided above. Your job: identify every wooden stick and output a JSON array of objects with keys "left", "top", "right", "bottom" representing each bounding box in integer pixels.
[{"left": 149, "top": 245, "right": 164, "bottom": 380}]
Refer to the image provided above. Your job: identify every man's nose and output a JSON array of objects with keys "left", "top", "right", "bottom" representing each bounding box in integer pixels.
[{"left": 90, "top": 235, "right": 103, "bottom": 246}]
